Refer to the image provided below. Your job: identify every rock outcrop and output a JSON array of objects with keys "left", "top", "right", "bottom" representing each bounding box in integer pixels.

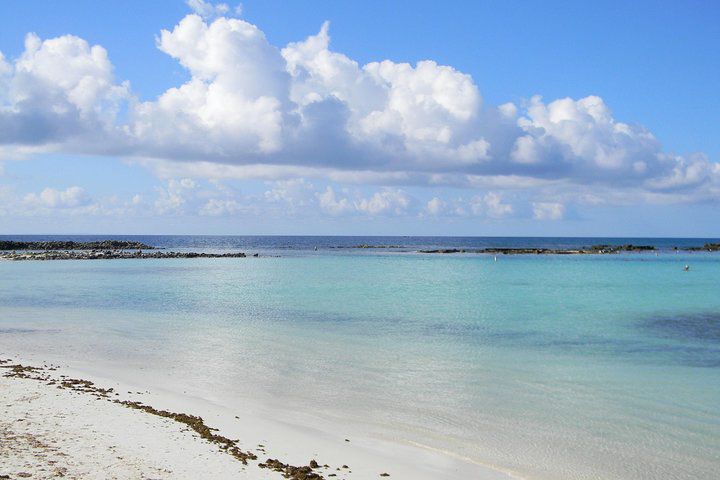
[
  {"left": 0, "top": 250, "right": 247, "bottom": 261},
  {"left": 418, "top": 245, "right": 657, "bottom": 255},
  {"left": 682, "top": 243, "right": 720, "bottom": 251},
  {"left": 0, "top": 240, "right": 154, "bottom": 251}
]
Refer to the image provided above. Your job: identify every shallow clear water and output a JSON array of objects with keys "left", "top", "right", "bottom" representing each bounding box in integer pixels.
[{"left": 1, "top": 236, "right": 719, "bottom": 479}]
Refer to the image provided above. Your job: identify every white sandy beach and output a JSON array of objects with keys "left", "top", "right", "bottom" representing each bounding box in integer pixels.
[
  {"left": 0, "top": 356, "right": 514, "bottom": 480},
  {"left": 0, "top": 373, "right": 255, "bottom": 479}
]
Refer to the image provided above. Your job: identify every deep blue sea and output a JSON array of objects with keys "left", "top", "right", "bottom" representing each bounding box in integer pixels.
[{"left": 1, "top": 236, "right": 719, "bottom": 479}]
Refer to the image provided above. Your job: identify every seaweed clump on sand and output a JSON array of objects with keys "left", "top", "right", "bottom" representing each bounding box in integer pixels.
[
  {"left": 259, "top": 458, "right": 325, "bottom": 479},
  {"left": 119, "top": 401, "right": 258, "bottom": 465},
  {"left": 1, "top": 363, "right": 115, "bottom": 399},
  {"left": 1, "top": 359, "right": 368, "bottom": 479},
  {"left": 1, "top": 363, "right": 46, "bottom": 379}
]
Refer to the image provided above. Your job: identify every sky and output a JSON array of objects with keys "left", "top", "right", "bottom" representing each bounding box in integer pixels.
[{"left": 0, "top": 0, "right": 718, "bottom": 236}]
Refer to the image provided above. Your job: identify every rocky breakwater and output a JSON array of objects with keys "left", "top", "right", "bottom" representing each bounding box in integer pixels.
[
  {"left": 0, "top": 240, "right": 154, "bottom": 251},
  {"left": 418, "top": 244, "right": 657, "bottom": 255},
  {"left": 349, "top": 244, "right": 405, "bottom": 249},
  {"left": 0, "top": 250, "right": 249, "bottom": 261},
  {"left": 681, "top": 243, "right": 720, "bottom": 251},
  {"left": 0, "top": 240, "right": 252, "bottom": 261}
]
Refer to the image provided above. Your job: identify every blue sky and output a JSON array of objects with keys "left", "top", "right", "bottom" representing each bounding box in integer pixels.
[{"left": 0, "top": 0, "right": 718, "bottom": 235}]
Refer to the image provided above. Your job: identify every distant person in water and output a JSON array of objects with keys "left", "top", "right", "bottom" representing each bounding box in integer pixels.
[{"left": 684, "top": 264, "right": 690, "bottom": 271}]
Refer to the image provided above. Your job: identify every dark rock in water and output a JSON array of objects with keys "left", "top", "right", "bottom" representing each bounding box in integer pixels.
[
  {"left": 626, "top": 244, "right": 655, "bottom": 251},
  {"left": 589, "top": 244, "right": 655, "bottom": 253},
  {"left": 0, "top": 250, "right": 247, "bottom": 261},
  {"left": 418, "top": 249, "right": 466, "bottom": 254},
  {"left": 480, "top": 248, "right": 554, "bottom": 255},
  {"left": 416, "top": 244, "right": 657, "bottom": 255},
  {"left": 0, "top": 240, "right": 154, "bottom": 251},
  {"left": 684, "top": 243, "right": 720, "bottom": 251},
  {"left": 0, "top": 239, "right": 255, "bottom": 261}
]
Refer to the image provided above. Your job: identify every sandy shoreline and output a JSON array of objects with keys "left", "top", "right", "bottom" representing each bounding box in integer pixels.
[
  {"left": 0, "top": 367, "right": 252, "bottom": 479},
  {"left": 0, "top": 356, "right": 515, "bottom": 480}
]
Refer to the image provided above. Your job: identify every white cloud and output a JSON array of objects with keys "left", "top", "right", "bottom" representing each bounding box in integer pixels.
[
  {"left": 0, "top": 52, "right": 12, "bottom": 102},
  {"left": 154, "top": 178, "right": 197, "bottom": 214},
  {"left": 512, "top": 95, "right": 660, "bottom": 175},
  {"left": 186, "top": 0, "right": 241, "bottom": 19},
  {"left": 470, "top": 192, "right": 513, "bottom": 218},
  {"left": 199, "top": 198, "right": 241, "bottom": 216},
  {"left": 645, "top": 153, "right": 718, "bottom": 192},
  {"left": 533, "top": 202, "right": 565, "bottom": 221},
  {"left": 130, "top": 13, "right": 288, "bottom": 157},
  {"left": 0, "top": 5, "right": 716, "bottom": 211},
  {"left": 0, "top": 185, "right": 154, "bottom": 218},
  {"left": 0, "top": 33, "right": 128, "bottom": 147},
  {"left": 264, "top": 178, "right": 314, "bottom": 208},
  {"left": 498, "top": 102, "right": 518, "bottom": 119},
  {"left": 24, "top": 186, "right": 90, "bottom": 208},
  {"left": 282, "top": 24, "right": 489, "bottom": 168},
  {"left": 420, "top": 192, "right": 513, "bottom": 219},
  {"left": 425, "top": 197, "right": 445, "bottom": 216},
  {"left": 354, "top": 189, "right": 410, "bottom": 216},
  {"left": 317, "top": 186, "right": 353, "bottom": 215}
]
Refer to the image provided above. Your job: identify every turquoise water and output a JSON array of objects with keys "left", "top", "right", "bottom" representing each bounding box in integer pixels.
[{"left": 1, "top": 243, "right": 719, "bottom": 479}]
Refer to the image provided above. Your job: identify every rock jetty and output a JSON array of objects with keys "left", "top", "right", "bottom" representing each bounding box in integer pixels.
[
  {"left": 418, "top": 244, "right": 657, "bottom": 255},
  {"left": 682, "top": 243, "right": 720, "bottom": 251},
  {"left": 0, "top": 240, "right": 154, "bottom": 251},
  {"left": 0, "top": 250, "right": 248, "bottom": 261}
]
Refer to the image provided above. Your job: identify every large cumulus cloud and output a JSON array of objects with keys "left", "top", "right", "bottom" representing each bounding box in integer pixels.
[
  {"left": 0, "top": 3, "right": 717, "bottom": 206},
  {"left": 0, "top": 33, "right": 128, "bottom": 148}
]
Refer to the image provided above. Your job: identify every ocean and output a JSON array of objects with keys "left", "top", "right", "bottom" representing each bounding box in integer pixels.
[{"left": 1, "top": 235, "right": 719, "bottom": 479}]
